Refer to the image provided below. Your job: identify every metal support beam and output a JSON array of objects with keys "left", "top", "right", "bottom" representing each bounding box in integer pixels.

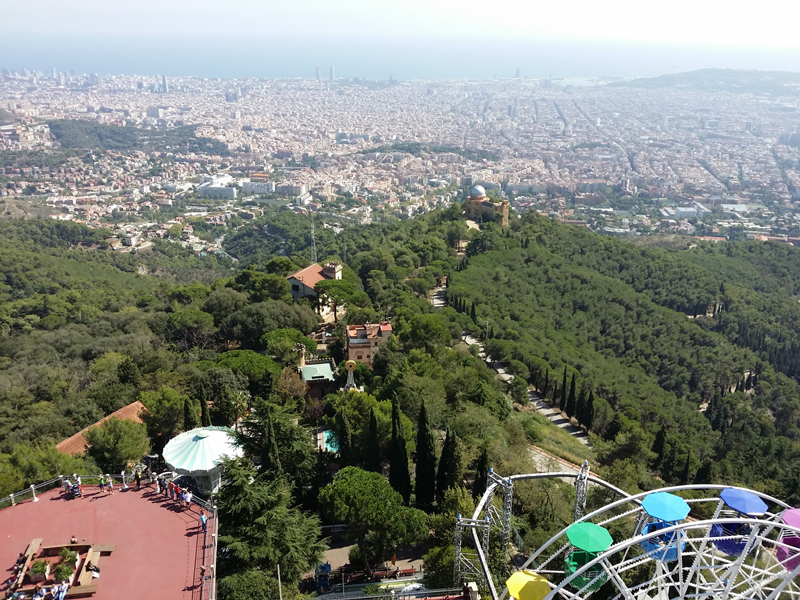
[
  {"left": 573, "top": 460, "right": 590, "bottom": 522},
  {"left": 454, "top": 514, "right": 491, "bottom": 589}
]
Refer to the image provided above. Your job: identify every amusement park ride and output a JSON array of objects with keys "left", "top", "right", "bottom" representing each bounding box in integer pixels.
[{"left": 456, "top": 462, "right": 800, "bottom": 600}]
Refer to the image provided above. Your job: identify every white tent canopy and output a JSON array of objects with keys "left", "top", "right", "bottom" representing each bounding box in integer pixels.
[{"left": 163, "top": 426, "right": 242, "bottom": 493}]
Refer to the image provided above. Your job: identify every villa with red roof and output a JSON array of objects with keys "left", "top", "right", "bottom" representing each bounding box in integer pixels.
[{"left": 287, "top": 262, "right": 342, "bottom": 301}]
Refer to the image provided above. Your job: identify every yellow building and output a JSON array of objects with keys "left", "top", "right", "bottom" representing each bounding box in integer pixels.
[{"left": 464, "top": 185, "right": 509, "bottom": 226}]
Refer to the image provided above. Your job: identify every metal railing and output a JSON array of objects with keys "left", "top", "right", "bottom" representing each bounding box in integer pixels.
[
  {"left": 201, "top": 504, "right": 219, "bottom": 600},
  {"left": 0, "top": 472, "right": 219, "bottom": 600}
]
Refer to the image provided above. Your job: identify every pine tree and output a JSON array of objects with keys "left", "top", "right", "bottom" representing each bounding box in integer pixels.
[
  {"left": 184, "top": 396, "right": 199, "bottom": 430},
  {"left": 199, "top": 389, "right": 211, "bottom": 427},
  {"left": 472, "top": 444, "right": 489, "bottom": 501},
  {"left": 436, "top": 428, "right": 463, "bottom": 505},
  {"left": 415, "top": 402, "right": 437, "bottom": 510},
  {"left": 389, "top": 398, "right": 411, "bottom": 505},
  {"left": 566, "top": 373, "right": 577, "bottom": 418},
  {"left": 366, "top": 408, "right": 382, "bottom": 473},
  {"left": 651, "top": 427, "right": 666, "bottom": 468},
  {"left": 261, "top": 405, "right": 282, "bottom": 475},
  {"left": 585, "top": 390, "right": 595, "bottom": 430},
  {"left": 575, "top": 386, "right": 587, "bottom": 427},
  {"left": 559, "top": 367, "right": 568, "bottom": 412}
]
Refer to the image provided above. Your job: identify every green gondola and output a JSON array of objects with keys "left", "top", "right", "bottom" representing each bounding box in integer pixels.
[{"left": 564, "top": 522, "right": 613, "bottom": 592}]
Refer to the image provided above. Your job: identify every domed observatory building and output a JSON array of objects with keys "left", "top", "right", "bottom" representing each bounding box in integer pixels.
[
  {"left": 163, "top": 426, "right": 243, "bottom": 494},
  {"left": 464, "top": 185, "right": 510, "bottom": 226}
]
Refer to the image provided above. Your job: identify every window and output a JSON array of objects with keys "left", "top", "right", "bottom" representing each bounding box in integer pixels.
[
  {"left": 291, "top": 284, "right": 300, "bottom": 292},
  {"left": 357, "top": 354, "right": 363, "bottom": 360}
]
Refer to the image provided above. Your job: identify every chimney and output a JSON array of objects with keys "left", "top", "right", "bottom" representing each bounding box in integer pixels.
[
  {"left": 298, "top": 344, "right": 306, "bottom": 368},
  {"left": 322, "top": 262, "right": 343, "bottom": 280}
]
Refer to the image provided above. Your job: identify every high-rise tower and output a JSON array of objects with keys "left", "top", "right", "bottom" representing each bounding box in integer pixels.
[
  {"left": 315, "top": 66, "right": 320, "bottom": 81},
  {"left": 329, "top": 66, "right": 335, "bottom": 81},
  {"left": 162, "top": 74, "right": 169, "bottom": 94}
]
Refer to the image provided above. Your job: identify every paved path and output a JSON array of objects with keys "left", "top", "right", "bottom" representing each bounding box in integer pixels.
[
  {"left": 461, "top": 335, "right": 590, "bottom": 446},
  {"left": 429, "top": 285, "right": 446, "bottom": 308},
  {"left": 528, "top": 390, "right": 590, "bottom": 445}
]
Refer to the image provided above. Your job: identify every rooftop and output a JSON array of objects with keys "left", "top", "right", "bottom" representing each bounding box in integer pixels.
[
  {"left": 0, "top": 485, "right": 206, "bottom": 600},
  {"left": 56, "top": 401, "right": 146, "bottom": 456},
  {"left": 287, "top": 263, "right": 327, "bottom": 288}
]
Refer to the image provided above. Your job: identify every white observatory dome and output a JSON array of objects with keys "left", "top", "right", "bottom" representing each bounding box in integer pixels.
[{"left": 471, "top": 185, "right": 486, "bottom": 197}]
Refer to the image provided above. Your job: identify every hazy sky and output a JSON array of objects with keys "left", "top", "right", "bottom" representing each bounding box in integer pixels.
[{"left": 3, "top": 0, "right": 800, "bottom": 48}]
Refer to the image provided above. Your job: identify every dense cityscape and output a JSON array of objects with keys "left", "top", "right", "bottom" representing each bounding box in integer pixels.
[{"left": 3, "top": 68, "right": 800, "bottom": 256}]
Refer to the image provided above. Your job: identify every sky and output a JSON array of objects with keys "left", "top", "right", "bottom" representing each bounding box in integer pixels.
[{"left": 2, "top": 0, "right": 800, "bottom": 78}]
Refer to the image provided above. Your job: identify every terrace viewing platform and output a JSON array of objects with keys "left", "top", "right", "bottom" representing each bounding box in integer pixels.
[{"left": 0, "top": 480, "right": 211, "bottom": 600}]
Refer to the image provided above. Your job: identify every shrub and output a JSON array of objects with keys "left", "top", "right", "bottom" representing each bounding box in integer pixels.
[
  {"left": 59, "top": 548, "right": 78, "bottom": 564},
  {"left": 52, "top": 563, "right": 74, "bottom": 582},
  {"left": 30, "top": 560, "right": 48, "bottom": 576}
]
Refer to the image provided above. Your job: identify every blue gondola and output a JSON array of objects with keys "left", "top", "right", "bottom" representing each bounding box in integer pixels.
[
  {"left": 639, "top": 492, "right": 690, "bottom": 562},
  {"left": 710, "top": 488, "right": 767, "bottom": 556}
]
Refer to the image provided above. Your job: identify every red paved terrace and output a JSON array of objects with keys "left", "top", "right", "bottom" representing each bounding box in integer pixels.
[{"left": 0, "top": 484, "right": 206, "bottom": 600}]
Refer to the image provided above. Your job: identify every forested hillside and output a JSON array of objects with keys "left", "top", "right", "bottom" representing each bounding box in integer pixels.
[
  {"left": 5, "top": 205, "right": 800, "bottom": 597},
  {"left": 449, "top": 212, "right": 800, "bottom": 501}
]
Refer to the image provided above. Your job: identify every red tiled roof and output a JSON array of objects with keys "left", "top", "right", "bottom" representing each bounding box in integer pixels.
[
  {"left": 56, "top": 401, "right": 146, "bottom": 456},
  {"left": 287, "top": 263, "right": 326, "bottom": 288}
]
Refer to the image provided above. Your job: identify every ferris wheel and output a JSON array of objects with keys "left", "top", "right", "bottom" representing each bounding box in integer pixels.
[{"left": 460, "top": 469, "right": 800, "bottom": 600}]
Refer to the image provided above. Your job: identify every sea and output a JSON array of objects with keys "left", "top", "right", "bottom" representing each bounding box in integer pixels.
[{"left": 1, "top": 33, "right": 800, "bottom": 81}]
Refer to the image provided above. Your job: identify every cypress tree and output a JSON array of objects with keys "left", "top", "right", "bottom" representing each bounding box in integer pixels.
[
  {"left": 551, "top": 382, "right": 559, "bottom": 406},
  {"left": 261, "top": 405, "right": 282, "bottom": 475},
  {"left": 695, "top": 460, "right": 714, "bottom": 484},
  {"left": 184, "top": 396, "right": 200, "bottom": 430},
  {"left": 566, "top": 373, "right": 577, "bottom": 418},
  {"left": 199, "top": 389, "right": 211, "bottom": 427},
  {"left": 651, "top": 427, "right": 666, "bottom": 468},
  {"left": 745, "top": 372, "right": 753, "bottom": 390},
  {"left": 585, "top": 390, "right": 595, "bottom": 430},
  {"left": 337, "top": 412, "right": 353, "bottom": 467},
  {"left": 470, "top": 303, "right": 477, "bottom": 322},
  {"left": 559, "top": 367, "right": 568, "bottom": 413},
  {"left": 575, "top": 386, "right": 587, "bottom": 427},
  {"left": 366, "top": 408, "right": 382, "bottom": 473},
  {"left": 415, "top": 402, "right": 437, "bottom": 510},
  {"left": 681, "top": 451, "right": 693, "bottom": 485},
  {"left": 472, "top": 444, "right": 490, "bottom": 501},
  {"left": 542, "top": 370, "right": 549, "bottom": 398},
  {"left": 389, "top": 398, "right": 411, "bottom": 505},
  {"left": 436, "top": 428, "right": 463, "bottom": 505}
]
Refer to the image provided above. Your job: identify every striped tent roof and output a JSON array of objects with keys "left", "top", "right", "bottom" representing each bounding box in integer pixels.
[{"left": 163, "top": 426, "right": 242, "bottom": 475}]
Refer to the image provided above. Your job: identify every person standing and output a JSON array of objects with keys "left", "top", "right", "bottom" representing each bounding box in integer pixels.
[
  {"left": 74, "top": 474, "right": 82, "bottom": 497},
  {"left": 185, "top": 489, "right": 192, "bottom": 510},
  {"left": 200, "top": 510, "right": 208, "bottom": 534},
  {"left": 175, "top": 485, "right": 182, "bottom": 505},
  {"left": 105, "top": 475, "right": 114, "bottom": 495},
  {"left": 98, "top": 475, "right": 105, "bottom": 494},
  {"left": 134, "top": 469, "right": 141, "bottom": 490},
  {"left": 168, "top": 480, "right": 175, "bottom": 500}
]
